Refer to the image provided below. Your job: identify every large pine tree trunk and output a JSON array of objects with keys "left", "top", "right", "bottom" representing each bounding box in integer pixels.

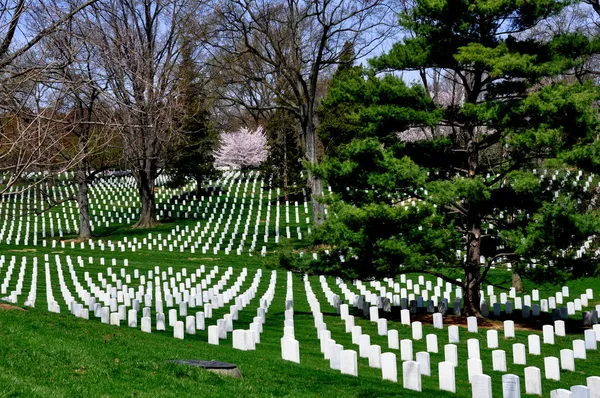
[
  {"left": 464, "top": 135, "right": 482, "bottom": 317},
  {"left": 76, "top": 168, "right": 92, "bottom": 240},
  {"left": 134, "top": 167, "right": 157, "bottom": 228}
]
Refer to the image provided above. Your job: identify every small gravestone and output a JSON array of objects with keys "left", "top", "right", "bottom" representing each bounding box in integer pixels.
[
  {"left": 528, "top": 334, "right": 541, "bottom": 355},
  {"left": 481, "top": 302, "right": 490, "bottom": 317},
  {"left": 467, "top": 339, "right": 480, "bottom": 359},
  {"left": 550, "top": 389, "right": 573, "bottom": 398},
  {"left": 494, "top": 303, "right": 501, "bottom": 316},
  {"left": 573, "top": 340, "right": 586, "bottom": 359},
  {"left": 445, "top": 344, "right": 458, "bottom": 367},
  {"left": 401, "top": 339, "right": 413, "bottom": 361},
  {"left": 584, "top": 330, "right": 597, "bottom": 350},
  {"left": 426, "top": 300, "right": 435, "bottom": 313},
  {"left": 438, "top": 300, "right": 448, "bottom": 316},
  {"left": 504, "top": 320, "right": 515, "bottom": 339},
  {"left": 471, "top": 374, "right": 493, "bottom": 398},
  {"left": 513, "top": 343, "right": 526, "bottom": 365},
  {"left": 525, "top": 366, "right": 542, "bottom": 396},
  {"left": 167, "top": 360, "right": 242, "bottom": 378},
  {"left": 467, "top": 358, "right": 483, "bottom": 383},
  {"left": 570, "top": 385, "right": 590, "bottom": 398},
  {"left": 439, "top": 361, "right": 456, "bottom": 393},
  {"left": 368, "top": 345, "right": 381, "bottom": 368},
  {"left": 487, "top": 330, "right": 499, "bottom": 349},
  {"left": 555, "top": 320, "right": 566, "bottom": 337},
  {"left": 402, "top": 361, "right": 421, "bottom": 392},
  {"left": 492, "top": 349, "right": 507, "bottom": 372},
  {"left": 382, "top": 298, "right": 391, "bottom": 312},
  {"left": 341, "top": 350, "right": 358, "bottom": 376},
  {"left": 412, "top": 321, "right": 423, "bottom": 340},
  {"left": 433, "top": 313, "right": 443, "bottom": 329},
  {"left": 586, "top": 376, "right": 600, "bottom": 397},
  {"left": 583, "top": 312, "right": 595, "bottom": 326},
  {"left": 552, "top": 309, "right": 561, "bottom": 321},
  {"left": 502, "top": 374, "right": 521, "bottom": 398},
  {"left": 522, "top": 305, "right": 531, "bottom": 319},
  {"left": 453, "top": 299, "right": 462, "bottom": 316},
  {"left": 388, "top": 329, "right": 399, "bottom": 349},
  {"left": 544, "top": 356, "right": 560, "bottom": 381},
  {"left": 381, "top": 352, "right": 397, "bottom": 382},
  {"left": 449, "top": 325, "right": 459, "bottom": 343},
  {"left": 560, "top": 349, "right": 575, "bottom": 371},
  {"left": 559, "top": 307, "right": 569, "bottom": 320},
  {"left": 426, "top": 333, "right": 438, "bottom": 353},
  {"left": 416, "top": 351, "right": 430, "bottom": 376},
  {"left": 410, "top": 300, "right": 418, "bottom": 314},
  {"left": 532, "top": 304, "right": 540, "bottom": 317}
]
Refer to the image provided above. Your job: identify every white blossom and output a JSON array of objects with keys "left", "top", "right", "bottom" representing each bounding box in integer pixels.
[{"left": 214, "top": 126, "right": 268, "bottom": 169}]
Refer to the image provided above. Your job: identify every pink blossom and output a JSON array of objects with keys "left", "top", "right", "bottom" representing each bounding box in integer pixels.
[{"left": 214, "top": 126, "right": 268, "bottom": 169}]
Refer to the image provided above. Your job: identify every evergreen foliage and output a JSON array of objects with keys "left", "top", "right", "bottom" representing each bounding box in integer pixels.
[
  {"left": 165, "top": 37, "right": 219, "bottom": 195},
  {"left": 284, "top": 0, "right": 600, "bottom": 316},
  {"left": 261, "top": 110, "right": 304, "bottom": 200}
]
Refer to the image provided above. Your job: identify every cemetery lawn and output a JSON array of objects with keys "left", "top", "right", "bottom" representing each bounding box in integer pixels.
[{"left": 1, "top": 245, "right": 599, "bottom": 397}]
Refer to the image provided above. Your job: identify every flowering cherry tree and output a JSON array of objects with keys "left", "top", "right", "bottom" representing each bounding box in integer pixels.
[{"left": 214, "top": 126, "right": 269, "bottom": 169}]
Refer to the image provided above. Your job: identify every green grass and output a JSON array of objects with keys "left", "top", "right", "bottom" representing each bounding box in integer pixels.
[
  {"left": 0, "top": 246, "right": 599, "bottom": 397},
  {"left": 1, "top": 172, "right": 599, "bottom": 396}
]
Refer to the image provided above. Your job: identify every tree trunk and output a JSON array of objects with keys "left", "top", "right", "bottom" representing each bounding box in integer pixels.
[
  {"left": 134, "top": 168, "right": 157, "bottom": 228},
  {"left": 283, "top": 134, "right": 289, "bottom": 201},
  {"left": 76, "top": 168, "right": 92, "bottom": 240},
  {"left": 304, "top": 115, "right": 324, "bottom": 224},
  {"left": 195, "top": 174, "right": 203, "bottom": 197},
  {"left": 512, "top": 269, "right": 524, "bottom": 293},
  {"left": 464, "top": 134, "right": 482, "bottom": 317}
]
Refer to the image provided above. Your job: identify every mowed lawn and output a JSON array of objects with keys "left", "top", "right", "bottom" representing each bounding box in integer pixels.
[{"left": 0, "top": 243, "right": 599, "bottom": 397}]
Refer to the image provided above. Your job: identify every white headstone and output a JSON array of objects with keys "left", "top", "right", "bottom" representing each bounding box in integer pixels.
[
  {"left": 513, "top": 343, "right": 526, "bottom": 365},
  {"left": 471, "top": 374, "right": 493, "bottom": 398},
  {"left": 388, "top": 329, "right": 399, "bottom": 349},
  {"left": 492, "top": 349, "right": 507, "bottom": 372},
  {"left": 449, "top": 325, "right": 460, "bottom": 343},
  {"left": 559, "top": 349, "right": 575, "bottom": 371},
  {"left": 426, "top": 334, "right": 438, "bottom": 353},
  {"left": 445, "top": 344, "right": 458, "bottom": 367},
  {"left": 400, "top": 339, "right": 413, "bottom": 361},
  {"left": 281, "top": 337, "right": 300, "bottom": 363},
  {"left": 570, "top": 385, "right": 590, "bottom": 398},
  {"left": 487, "top": 329, "right": 499, "bottom": 348},
  {"left": 416, "top": 351, "right": 430, "bottom": 376},
  {"left": 587, "top": 376, "right": 600, "bottom": 398},
  {"left": 402, "top": 361, "right": 421, "bottom": 392},
  {"left": 439, "top": 361, "right": 456, "bottom": 393},
  {"left": 468, "top": 339, "right": 480, "bottom": 359},
  {"left": 341, "top": 350, "right": 358, "bottom": 376},
  {"left": 525, "top": 366, "right": 542, "bottom": 396},
  {"left": 502, "top": 374, "right": 521, "bottom": 398},
  {"left": 504, "top": 320, "right": 515, "bottom": 338},
  {"left": 528, "top": 334, "right": 541, "bottom": 355},
  {"left": 468, "top": 358, "right": 483, "bottom": 383},
  {"left": 544, "top": 356, "right": 560, "bottom": 380},
  {"left": 381, "top": 352, "right": 397, "bottom": 382}
]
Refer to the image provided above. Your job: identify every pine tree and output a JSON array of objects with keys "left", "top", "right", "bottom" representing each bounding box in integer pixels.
[
  {"left": 285, "top": 0, "right": 600, "bottom": 316},
  {"left": 166, "top": 37, "right": 218, "bottom": 196},
  {"left": 262, "top": 110, "right": 304, "bottom": 201}
]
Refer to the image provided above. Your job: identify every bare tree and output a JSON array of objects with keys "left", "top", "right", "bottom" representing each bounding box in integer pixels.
[
  {"left": 32, "top": 4, "right": 121, "bottom": 240},
  {"left": 81, "top": 0, "right": 200, "bottom": 228},
  {"left": 210, "top": 0, "right": 395, "bottom": 223},
  {"left": 0, "top": 0, "right": 99, "bottom": 193}
]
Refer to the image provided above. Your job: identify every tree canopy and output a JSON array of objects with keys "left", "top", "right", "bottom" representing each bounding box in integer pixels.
[{"left": 283, "top": 0, "right": 600, "bottom": 316}]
